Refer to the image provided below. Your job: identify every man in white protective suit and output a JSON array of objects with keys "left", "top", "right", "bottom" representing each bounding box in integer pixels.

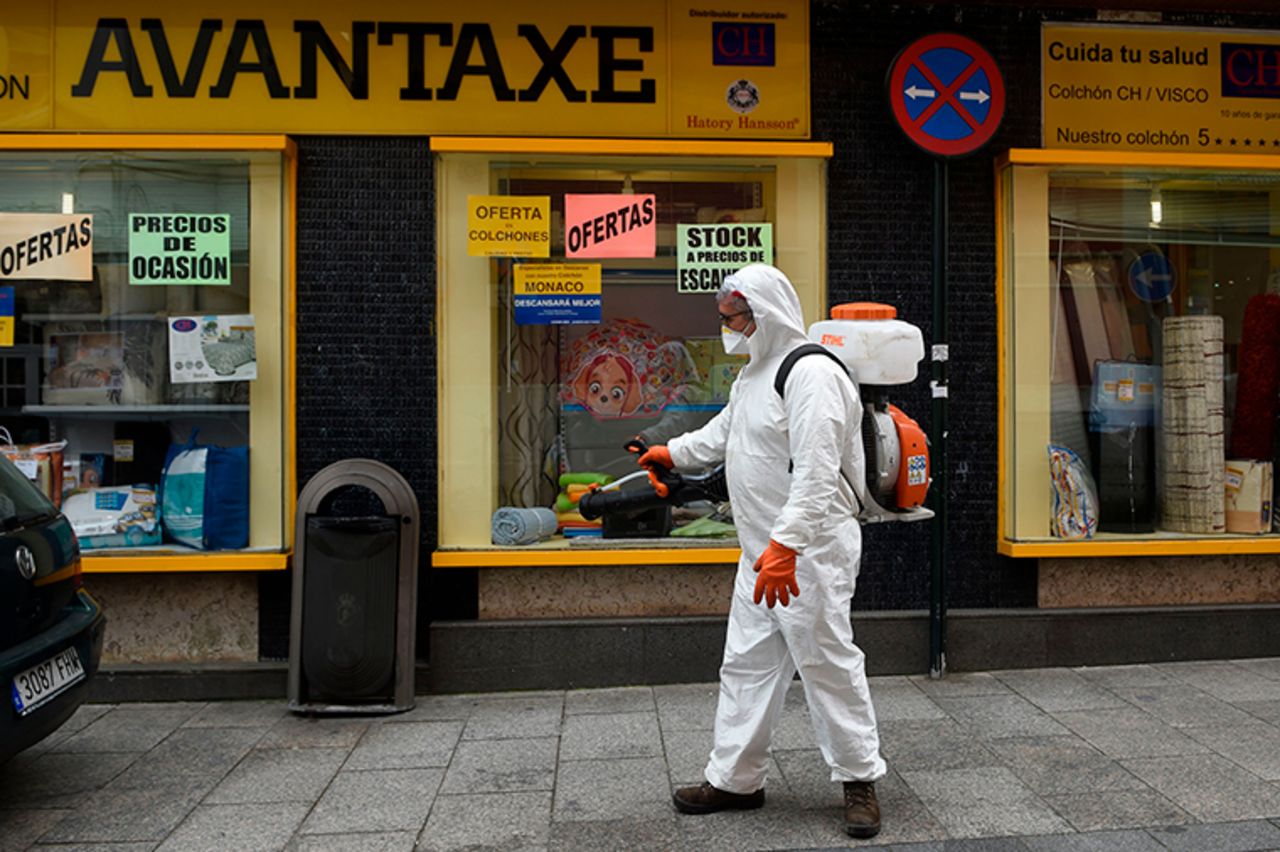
[{"left": 636, "top": 263, "right": 885, "bottom": 839}]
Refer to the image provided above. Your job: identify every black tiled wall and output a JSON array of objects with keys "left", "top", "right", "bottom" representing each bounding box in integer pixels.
[{"left": 260, "top": 137, "right": 475, "bottom": 660}]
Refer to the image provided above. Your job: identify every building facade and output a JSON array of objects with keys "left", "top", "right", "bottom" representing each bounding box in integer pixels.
[{"left": 3, "top": 1, "right": 1279, "bottom": 691}]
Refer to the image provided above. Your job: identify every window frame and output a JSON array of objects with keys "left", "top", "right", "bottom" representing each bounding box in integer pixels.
[
  {"left": 997, "top": 148, "right": 1280, "bottom": 558},
  {"left": 431, "top": 136, "right": 832, "bottom": 566},
  {"left": 0, "top": 134, "right": 296, "bottom": 573}
]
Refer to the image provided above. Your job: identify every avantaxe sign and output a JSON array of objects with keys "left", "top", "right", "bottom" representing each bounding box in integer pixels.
[{"left": 0, "top": 0, "right": 808, "bottom": 138}]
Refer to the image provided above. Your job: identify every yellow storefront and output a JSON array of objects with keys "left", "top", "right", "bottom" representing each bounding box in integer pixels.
[
  {"left": 1, "top": 0, "right": 827, "bottom": 661},
  {"left": 1000, "top": 23, "right": 1280, "bottom": 606}
]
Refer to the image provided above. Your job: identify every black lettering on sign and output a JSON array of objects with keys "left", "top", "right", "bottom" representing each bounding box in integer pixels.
[
  {"left": 67, "top": 17, "right": 659, "bottom": 106},
  {"left": 437, "top": 23, "right": 515, "bottom": 101},
  {"left": 294, "top": 20, "right": 374, "bottom": 99},
  {"left": 592, "top": 26, "right": 655, "bottom": 103},
  {"left": 377, "top": 23, "right": 453, "bottom": 101},
  {"left": 142, "top": 18, "right": 222, "bottom": 97},
  {"left": 71, "top": 18, "right": 154, "bottom": 97},
  {"left": 209, "top": 20, "right": 290, "bottom": 99},
  {"left": 1, "top": 75, "right": 31, "bottom": 99},
  {"left": 518, "top": 24, "right": 587, "bottom": 102}
]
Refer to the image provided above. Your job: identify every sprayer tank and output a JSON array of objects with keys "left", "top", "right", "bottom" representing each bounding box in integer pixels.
[{"left": 808, "top": 302, "right": 925, "bottom": 386}]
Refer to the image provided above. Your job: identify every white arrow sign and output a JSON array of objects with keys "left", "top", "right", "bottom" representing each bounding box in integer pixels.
[
  {"left": 958, "top": 89, "right": 990, "bottom": 104},
  {"left": 1136, "top": 268, "right": 1171, "bottom": 287},
  {"left": 905, "top": 85, "right": 936, "bottom": 100}
]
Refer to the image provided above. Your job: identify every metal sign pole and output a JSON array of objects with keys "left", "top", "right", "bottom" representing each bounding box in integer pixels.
[
  {"left": 929, "top": 159, "right": 949, "bottom": 679},
  {"left": 887, "top": 32, "right": 1003, "bottom": 680}
]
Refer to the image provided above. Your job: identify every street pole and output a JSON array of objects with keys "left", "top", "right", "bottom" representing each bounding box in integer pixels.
[{"left": 929, "top": 158, "right": 949, "bottom": 679}]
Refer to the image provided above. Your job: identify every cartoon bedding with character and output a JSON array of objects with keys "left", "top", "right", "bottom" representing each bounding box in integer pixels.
[{"left": 560, "top": 318, "right": 697, "bottom": 419}]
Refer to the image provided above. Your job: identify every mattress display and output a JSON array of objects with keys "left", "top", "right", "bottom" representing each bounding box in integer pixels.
[{"left": 1160, "top": 316, "right": 1225, "bottom": 534}]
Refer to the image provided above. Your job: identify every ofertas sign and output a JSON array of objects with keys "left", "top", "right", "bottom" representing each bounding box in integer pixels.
[
  {"left": 514, "top": 263, "right": 602, "bottom": 325},
  {"left": 676, "top": 223, "right": 773, "bottom": 293},
  {"left": 468, "top": 196, "right": 550, "bottom": 257},
  {"left": 1044, "top": 23, "right": 1280, "bottom": 153},
  {"left": 564, "top": 195, "right": 656, "bottom": 259},
  {"left": 128, "top": 214, "right": 230, "bottom": 285},
  {"left": 0, "top": 213, "right": 93, "bottom": 281},
  {"left": 1, "top": 0, "right": 808, "bottom": 139}
]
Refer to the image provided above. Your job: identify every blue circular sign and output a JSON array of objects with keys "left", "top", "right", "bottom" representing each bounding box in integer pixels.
[
  {"left": 1128, "top": 252, "right": 1176, "bottom": 302},
  {"left": 888, "top": 34, "right": 1005, "bottom": 157}
]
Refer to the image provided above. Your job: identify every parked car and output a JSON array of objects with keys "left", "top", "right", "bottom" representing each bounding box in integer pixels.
[{"left": 0, "top": 454, "right": 105, "bottom": 763}]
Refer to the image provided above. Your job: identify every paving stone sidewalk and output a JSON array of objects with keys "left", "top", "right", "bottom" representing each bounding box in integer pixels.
[{"left": 4, "top": 658, "right": 1280, "bottom": 850}]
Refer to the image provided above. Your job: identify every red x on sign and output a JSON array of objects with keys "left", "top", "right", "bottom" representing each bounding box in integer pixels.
[{"left": 888, "top": 33, "right": 1005, "bottom": 157}]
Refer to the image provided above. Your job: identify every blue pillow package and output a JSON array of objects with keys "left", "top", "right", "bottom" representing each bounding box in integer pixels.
[{"left": 161, "top": 430, "right": 249, "bottom": 550}]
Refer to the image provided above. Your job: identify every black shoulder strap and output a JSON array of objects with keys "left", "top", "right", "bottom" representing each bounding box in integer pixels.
[
  {"left": 773, "top": 344, "right": 865, "bottom": 514},
  {"left": 774, "top": 343, "right": 849, "bottom": 399}
]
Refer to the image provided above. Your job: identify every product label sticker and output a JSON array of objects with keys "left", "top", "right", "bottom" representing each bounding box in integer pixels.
[
  {"left": 169, "top": 314, "right": 257, "bottom": 383},
  {"left": 1118, "top": 378, "right": 1135, "bottom": 402},
  {"left": 907, "top": 454, "right": 928, "bottom": 486},
  {"left": 94, "top": 490, "right": 128, "bottom": 511},
  {"left": 112, "top": 440, "right": 134, "bottom": 462},
  {"left": 13, "top": 459, "right": 38, "bottom": 480}
]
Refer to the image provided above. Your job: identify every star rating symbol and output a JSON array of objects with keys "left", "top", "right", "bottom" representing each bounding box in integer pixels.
[
  {"left": 1245, "top": 138, "right": 1252, "bottom": 146},
  {"left": 1215, "top": 137, "right": 1223, "bottom": 145},
  {"left": 1230, "top": 138, "right": 1238, "bottom": 146},
  {"left": 1260, "top": 139, "right": 1269, "bottom": 147}
]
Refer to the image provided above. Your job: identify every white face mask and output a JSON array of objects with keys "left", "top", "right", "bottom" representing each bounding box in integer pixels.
[{"left": 721, "top": 326, "right": 751, "bottom": 356}]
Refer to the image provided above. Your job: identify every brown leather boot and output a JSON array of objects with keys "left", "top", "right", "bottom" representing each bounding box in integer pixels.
[
  {"left": 843, "top": 780, "right": 881, "bottom": 838},
  {"left": 672, "top": 781, "right": 765, "bottom": 815}
]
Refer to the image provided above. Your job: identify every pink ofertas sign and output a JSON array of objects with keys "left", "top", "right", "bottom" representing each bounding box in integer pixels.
[{"left": 564, "top": 194, "right": 656, "bottom": 259}]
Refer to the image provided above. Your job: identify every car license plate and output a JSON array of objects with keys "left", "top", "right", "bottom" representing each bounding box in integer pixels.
[{"left": 11, "top": 647, "right": 84, "bottom": 716}]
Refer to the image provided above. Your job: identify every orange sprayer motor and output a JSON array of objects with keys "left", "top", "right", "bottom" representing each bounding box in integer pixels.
[{"left": 809, "top": 302, "right": 933, "bottom": 523}]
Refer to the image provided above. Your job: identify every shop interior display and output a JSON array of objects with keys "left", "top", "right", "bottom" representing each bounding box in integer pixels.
[
  {"left": 1, "top": 283, "right": 254, "bottom": 552},
  {"left": 493, "top": 170, "right": 767, "bottom": 544},
  {"left": 1046, "top": 177, "right": 1280, "bottom": 539}
]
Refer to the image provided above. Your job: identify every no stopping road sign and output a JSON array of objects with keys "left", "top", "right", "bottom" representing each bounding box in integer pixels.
[{"left": 888, "top": 33, "right": 1005, "bottom": 157}]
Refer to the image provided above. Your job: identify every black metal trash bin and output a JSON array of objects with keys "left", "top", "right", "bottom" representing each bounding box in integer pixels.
[
  {"left": 301, "top": 516, "right": 400, "bottom": 701},
  {"left": 289, "top": 460, "right": 419, "bottom": 714}
]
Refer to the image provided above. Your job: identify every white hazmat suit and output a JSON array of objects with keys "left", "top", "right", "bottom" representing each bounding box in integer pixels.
[{"left": 668, "top": 264, "right": 887, "bottom": 794}]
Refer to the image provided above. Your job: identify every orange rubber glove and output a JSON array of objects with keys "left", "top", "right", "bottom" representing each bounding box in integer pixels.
[
  {"left": 752, "top": 540, "right": 799, "bottom": 608},
  {"left": 635, "top": 445, "right": 674, "bottom": 497}
]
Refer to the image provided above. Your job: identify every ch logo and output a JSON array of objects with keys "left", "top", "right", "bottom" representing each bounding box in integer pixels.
[{"left": 15, "top": 546, "right": 36, "bottom": 580}]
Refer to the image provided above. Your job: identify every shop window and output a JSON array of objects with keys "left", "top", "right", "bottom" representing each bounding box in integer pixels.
[
  {"left": 0, "top": 138, "right": 294, "bottom": 569},
  {"left": 998, "top": 151, "right": 1280, "bottom": 555},
  {"left": 435, "top": 143, "right": 828, "bottom": 556}
]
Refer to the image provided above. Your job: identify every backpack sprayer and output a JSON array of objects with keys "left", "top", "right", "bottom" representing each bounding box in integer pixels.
[
  {"left": 577, "top": 302, "right": 933, "bottom": 532},
  {"left": 811, "top": 302, "right": 933, "bottom": 523}
]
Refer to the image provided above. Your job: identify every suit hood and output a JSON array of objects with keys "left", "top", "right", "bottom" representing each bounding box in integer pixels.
[{"left": 722, "top": 264, "right": 810, "bottom": 360}]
